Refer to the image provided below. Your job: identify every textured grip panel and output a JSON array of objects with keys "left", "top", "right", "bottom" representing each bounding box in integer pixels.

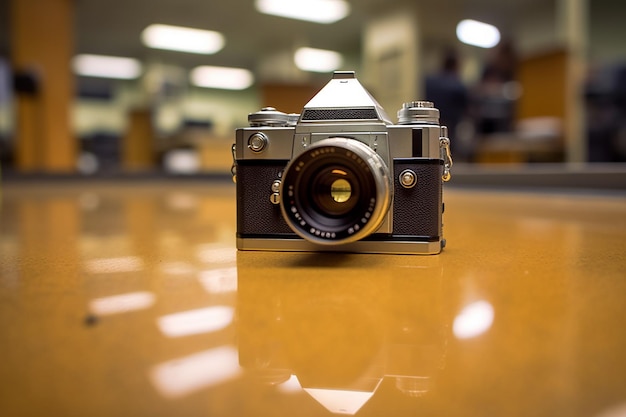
[
  {"left": 392, "top": 161, "right": 443, "bottom": 238},
  {"left": 237, "top": 161, "right": 293, "bottom": 235}
]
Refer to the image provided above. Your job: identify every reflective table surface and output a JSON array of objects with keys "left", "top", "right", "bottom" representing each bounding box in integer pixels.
[{"left": 1, "top": 180, "right": 625, "bottom": 417}]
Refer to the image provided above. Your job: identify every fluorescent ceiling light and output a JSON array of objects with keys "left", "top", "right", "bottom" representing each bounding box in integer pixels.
[
  {"left": 255, "top": 0, "right": 350, "bottom": 24},
  {"left": 456, "top": 19, "right": 501, "bottom": 48},
  {"left": 295, "top": 47, "right": 343, "bottom": 73},
  {"left": 73, "top": 54, "right": 142, "bottom": 80},
  {"left": 190, "top": 66, "right": 254, "bottom": 90},
  {"left": 142, "top": 24, "right": 225, "bottom": 54}
]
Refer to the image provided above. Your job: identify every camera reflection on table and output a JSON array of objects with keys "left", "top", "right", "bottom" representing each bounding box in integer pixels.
[{"left": 236, "top": 252, "right": 448, "bottom": 414}]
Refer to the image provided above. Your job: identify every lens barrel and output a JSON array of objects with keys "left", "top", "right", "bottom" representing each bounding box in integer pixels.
[{"left": 280, "top": 138, "right": 392, "bottom": 245}]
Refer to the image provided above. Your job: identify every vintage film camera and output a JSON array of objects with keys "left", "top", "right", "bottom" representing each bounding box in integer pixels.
[{"left": 232, "top": 71, "right": 452, "bottom": 254}]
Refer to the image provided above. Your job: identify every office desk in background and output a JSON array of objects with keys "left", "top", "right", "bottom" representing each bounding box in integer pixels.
[{"left": 1, "top": 179, "right": 625, "bottom": 417}]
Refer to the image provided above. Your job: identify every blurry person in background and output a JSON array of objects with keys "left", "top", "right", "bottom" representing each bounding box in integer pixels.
[
  {"left": 585, "top": 62, "right": 626, "bottom": 162},
  {"left": 472, "top": 40, "right": 519, "bottom": 136},
  {"left": 425, "top": 50, "right": 470, "bottom": 162}
]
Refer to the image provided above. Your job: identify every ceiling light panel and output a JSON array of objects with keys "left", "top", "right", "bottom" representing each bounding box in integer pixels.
[
  {"left": 294, "top": 47, "right": 343, "bottom": 73},
  {"left": 255, "top": 0, "right": 350, "bottom": 24},
  {"left": 142, "top": 24, "right": 225, "bottom": 54},
  {"left": 73, "top": 54, "right": 142, "bottom": 79},
  {"left": 456, "top": 19, "right": 501, "bottom": 48},
  {"left": 190, "top": 66, "right": 255, "bottom": 90}
]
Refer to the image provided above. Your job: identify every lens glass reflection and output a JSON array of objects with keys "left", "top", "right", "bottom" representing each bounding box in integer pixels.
[
  {"left": 311, "top": 167, "right": 358, "bottom": 217},
  {"left": 331, "top": 178, "right": 351, "bottom": 203}
]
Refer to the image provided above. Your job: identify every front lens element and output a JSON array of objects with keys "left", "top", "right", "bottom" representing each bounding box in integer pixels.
[
  {"left": 311, "top": 169, "right": 357, "bottom": 217},
  {"left": 280, "top": 138, "right": 392, "bottom": 245},
  {"left": 330, "top": 178, "right": 351, "bottom": 203}
]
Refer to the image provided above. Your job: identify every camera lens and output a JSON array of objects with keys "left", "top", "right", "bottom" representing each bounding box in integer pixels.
[{"left": 280, "top": 137, "right": 392, "bottom": 245}]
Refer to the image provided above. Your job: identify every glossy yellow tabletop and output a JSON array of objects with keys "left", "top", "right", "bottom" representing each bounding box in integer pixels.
[{"left": 1, "top": 180, "right": 625, "bottom": 417}]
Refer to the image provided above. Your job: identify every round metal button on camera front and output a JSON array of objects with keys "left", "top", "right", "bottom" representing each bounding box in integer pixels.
[
  {"left": 269, "top": 193, "right": 280, "bottom": 205},
  {"left": 399, "top": 169, "right": 417, "bottom": 188},
  {"left": 248, "top": 133, "right": 268, "bottom": 153}
]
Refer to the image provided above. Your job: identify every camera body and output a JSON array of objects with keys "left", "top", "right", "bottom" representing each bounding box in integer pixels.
[{"left": 233, "top": 71, "right": 452, "bottom": 254}]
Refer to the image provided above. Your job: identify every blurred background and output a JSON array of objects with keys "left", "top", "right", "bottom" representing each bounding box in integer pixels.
[{"left": 0, "top": 0, "right": 625, "bottom": 176}]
